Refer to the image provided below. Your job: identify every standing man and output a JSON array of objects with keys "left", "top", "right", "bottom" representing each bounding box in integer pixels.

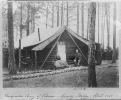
[{"left": 74, "top": 49, "right": 82, "bottom": 67}]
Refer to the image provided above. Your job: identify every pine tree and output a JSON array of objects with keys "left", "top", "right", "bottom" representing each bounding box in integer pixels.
[
  {"left": 8, "top": 2, "right": 17, "bottom": 74},
  {"left": 46, "top": 2, "right": 48, "bottom": 29},
  {"left": 87, "top": 3, "right": 89, "bottom": 39},
  {"left": 81, "top": 2, "right": 84, "bottom": 37},
  {"left": 98, "top": 3, "right": 100, "bottom": 43},
  {"left": 66, "top": 2, "right": 68, "bottom": 26},
  {"left": 31, "top": 4, "right": 35, "bottom": 33},
  {"left": 57, "top": 2, "right": 59, "bottom": 27},
  {"left": 18, "top": 3, "right": 23, "bottom": 72},
  {"left": 61, "top": 2, "right": 63, "bottom": 26},
  {"left": 27, "top": 3, "right": 30, "bottom": 36},
  {"left": 88, "top": 2, "right": 97, "bottom": 87},
  {"left": 77, "top": 2, "right": 79, "bottom": 34},
  {"left": 112, "top": 3, "right": 116, "bottom": 63},
  {"left": 105, "top": 3, "right": 110, "bottom": 48},
  {"left": 52, "top": 2, "right": 54, "bottom": 28},
  {"left": 101, "top": 7, "right": 105, "bottom": 49}
]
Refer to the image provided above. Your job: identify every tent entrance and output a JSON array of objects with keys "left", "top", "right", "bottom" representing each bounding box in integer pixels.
[{"left": 57, "top": 41, "right": 66, "bottom": 61}]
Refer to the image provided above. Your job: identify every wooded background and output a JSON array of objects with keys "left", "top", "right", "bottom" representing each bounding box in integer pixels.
[{"left": 2, "top": 1, "right": 119, "bottom": 49}]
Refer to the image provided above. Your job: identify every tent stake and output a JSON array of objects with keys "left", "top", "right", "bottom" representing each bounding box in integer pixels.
[
  {"left": 40, "top": 34, "right": 62, "bottom": 69},
  {"left": 68, "top": 32, "right": 88, "bottom": 64}
]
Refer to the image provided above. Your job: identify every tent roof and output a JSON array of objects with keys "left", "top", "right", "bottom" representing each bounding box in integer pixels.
[
  {"left": 15, "top": 25, "right": 89, "bottom": 50},
  {"left": 32, "top": 26, "right": 89, "bottom": 51},
  {"left": 32, "top": 26, "right": 66, "bottom": 51},
  {"left": 14, "top": 26, "right": 63, "bottom": 49}
]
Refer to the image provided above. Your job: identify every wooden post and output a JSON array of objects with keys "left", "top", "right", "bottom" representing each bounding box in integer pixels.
[
  {"left": 35, "top": 51, "right": 37, "bottom": 69},
  {"left": 40, "top": 33, "right": 62, "bottom": 69},
  {"left": 38, "top": 28, "right": 40, "bottom": 41},
  {"left": 19, "top": 39, "right": 21, "bottom": 71},
  {"left": 26, "top": 50, "right": 27, "bottom": 58}
]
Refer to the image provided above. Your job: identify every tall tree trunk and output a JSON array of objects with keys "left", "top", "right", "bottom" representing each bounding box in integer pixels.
[
  {"left": 77, "top": 3, "right": 79, "bottom": 34},
  {"left": 18, "top": 3, "right": 23, "bottom": 72},
  {"left": 16, "top": 27, "right": 18, "bottom": 42},
  {"left": 112, "top": 3, "right": 116, "bottom": 63},
  {"left": 88, "top": 2, "right": 97, "bottom": 87},
  {"left": 57, "top": 2, "right": 59, "bottom": 27},
  {"left": 63, "top": 3, "right": 65, "bottom": 25},
  {"left": 61, "top": 2, "right": 63, "bottom": 26},
  {"left": 27, "top": 3, "right": 30, "bottom": 36},
  {"left": 30, "top": 4, "right": 35, "bottom": 33},
  {"left": 87, "top": 4, "right": 89, "bottom": 39},
  {"left": 81, "top": 2, "right": 84, "bottom": 37},
  {"left": 108, "top": 4, "right": 110, "bottom": 47},
  {"left": 105, "top": 3, "right": 110, "bottom": 48},
  {"left": 31, "top": 4, "right": 33, "bottom": 33},
  {"left": 52, "top": 2, "right": 54, "bottom": 28},
  {"left": 33, "top": 14, "right": 35, "bottom": 32},
  {"left": 66, "top": 2, "right": 68, "bottom": 26},
  {"left": 32, "top": 4, "right": 35, "bottom": 33},
  {"left": 8, "top": 2, "right": 17, "bottom": 74},
  {"left": 6, "top": 26, "right": 8, "bottom": 47},
  {"left": 101, "top": 9, "right": 105, "bottom": 49},
  {"left": 46, "top": 2, "right": 48, "bottom": 29},
  {"left": 98, "top": 3, "right": 100, "bottom": 43}
]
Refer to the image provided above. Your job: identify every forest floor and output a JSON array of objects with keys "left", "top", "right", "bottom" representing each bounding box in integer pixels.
[{"left": 3, "top": 60, "right": 119, "bottom": 88}]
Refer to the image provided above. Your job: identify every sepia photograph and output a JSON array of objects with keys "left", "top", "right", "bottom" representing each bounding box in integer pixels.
[{"left": 2, "top": 0, "right": 119, "bottom": 90}]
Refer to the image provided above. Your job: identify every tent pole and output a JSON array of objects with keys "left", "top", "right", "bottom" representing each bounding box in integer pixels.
[
  {"left": 40, "top": 34, "right": 62, "bottom": 69},
  {"left": 68, "top": 32, "right": 88, "bottom": 64},
  {"left": 26, "top": 50, "right": 27, "bottom": 58},
  {"left": 35, "top": 51, "right": 37, "bottom": 69},
  {"left": 31, "top": 51, "right": 33, "bottom": 69}
]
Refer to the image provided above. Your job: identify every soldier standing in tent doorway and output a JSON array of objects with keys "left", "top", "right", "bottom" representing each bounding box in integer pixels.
[{"left": 74, "top": 49, "right": 82, "bottom": 67}]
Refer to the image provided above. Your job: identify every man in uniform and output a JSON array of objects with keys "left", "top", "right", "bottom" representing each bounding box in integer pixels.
[{"left": 74, "top": 49, "right": 82, "bottom": 67}]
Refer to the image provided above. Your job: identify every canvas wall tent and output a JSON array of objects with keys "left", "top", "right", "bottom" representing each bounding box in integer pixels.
[
  {"left": 15, "top": 26, "right": 101, "bottom": 70},
  {"left": 17, "top": 26, "right": 89, "bottom": 69}
]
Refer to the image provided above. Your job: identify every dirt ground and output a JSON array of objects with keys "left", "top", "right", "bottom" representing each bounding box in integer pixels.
[{"left": 3, "top": 62, "right": 119, "bottom": 88}]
